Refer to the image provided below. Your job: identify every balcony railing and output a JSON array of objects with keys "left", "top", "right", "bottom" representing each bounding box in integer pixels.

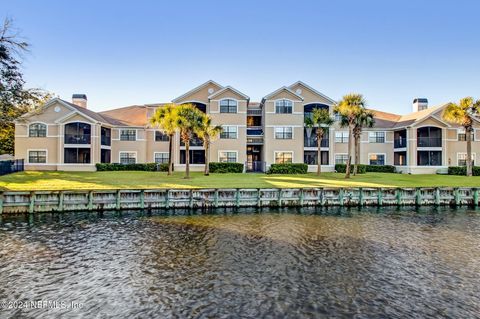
[
  {"left": 64, "top": 134, "right": 91, "bottom": 144},
  {"left": 247, "top": 109, "right": 262, "bottom": 115},
  {"left": 247, "top": 137, "right": 263, "bottom": 144},
  {"left": 394, "top": 138, "right": 407, "bottom": 148},
  {"left": 180, "top": 137, "right": 203, "bottom": 147},
  {"left": 247, "top": 127, "right": 263, "bottom": 136},
  {"left": 304, "top": 138, "right": 329, "bottom": 147},
  {"left": 417, "top": 137, "right": 442, "bottom": 147}
]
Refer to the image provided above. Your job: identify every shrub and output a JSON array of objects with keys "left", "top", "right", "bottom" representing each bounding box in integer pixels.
[
  {"left": 157, "top": 163, "right": 169, "bottom": 172},
  {"left": 365, "top": 165, "right": 396, "bottom": 173},
  {"left": 209, "top": 162, "right": 244, "bottom": 173},
  {"left": 448, "top": 166, "right": 480, "bottom": 176},
  {"left": 96, "top": 163, "right": 157, "bottom": 171},
  {"left": 334, "top": 164, "right": 367, "bottom": 174},
  {"left": 267, "top": 163, "right": 308, "bottom": 174}
]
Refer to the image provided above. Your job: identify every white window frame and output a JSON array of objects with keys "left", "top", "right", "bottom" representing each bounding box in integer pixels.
[
  {"left": 28, "top": 122, "right": 48, "bottom": 137},
  {"left": 120, "top": 129, "right": 137, "bottom": 141},
  {"left": 368, "top": 131, "right": 386, "bottom": 143},
  {"left": 275, "top": 99, "right": 293, "bottom": 114},
  {"left": 153, "top": 152, "right": 169, "bottom": 164},
  {"left": 368, "top": 153, "right": 386, "bottom": 165},
  {"left": 274, "top": 151, "right": 293, "bottom": 164},
  {"left": 27, "top": 149, "right": 47, "bottom": 164},
  {"left": 154, "top": 130, "right": 170, "bottom": 142},
  {"left": 457, "top": 128, "right": 475, "bottom": 141},
  {"left": 119, "top": 151, "right": 137, "bottom": 164},
  {"left": 457, "top": 152, "right": 476, "bottom": 166},
  {"left": 334, "top": 153, "right": 349, "bottom": 164},
  {"left": 220, "top": 125, "right": 238, "bottom": 139},
  {"left": 218, "top": 150, "right": 238, "bottom": 163},
  {"left": 274, "top": 126, "right": 293, "bottom": 139},
  {"left": 335, "top": 131, "right": 349, "bottom": 143},
  {"left": 219, "top": 98, "right": 238, "bottom": 114}
]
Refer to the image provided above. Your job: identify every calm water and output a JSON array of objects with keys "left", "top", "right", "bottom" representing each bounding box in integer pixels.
[{"left": 1, "top": 207, "right": 480, "bottom": 318}]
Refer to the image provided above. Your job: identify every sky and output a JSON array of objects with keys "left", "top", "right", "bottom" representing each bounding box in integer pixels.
[{"left": 3, "top": 0, "right": 480, "bottom": 114}]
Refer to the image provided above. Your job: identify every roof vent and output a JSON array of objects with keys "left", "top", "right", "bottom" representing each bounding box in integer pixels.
[
  {"left": 413, "top": 98, "right": 428, "bottom": 112},
  {"left": 72, "top": 94, "right": 87, "bottom": 108}
]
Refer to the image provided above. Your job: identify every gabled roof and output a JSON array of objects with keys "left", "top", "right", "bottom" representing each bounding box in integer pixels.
[
  {"left": 262, "top": 86, "right": 304, "bottom": 101},
  {"left": 99, "top": 104, "right": 157, "bottom": 127},
  {"left": 172, "top": 80, "right": 223, "bottom": 103},
  {"left": 208, "top": 85, "right": 250, "bottom": 100},
  {"left": 288, "top": 81, "right": 336, "bottom": 104}
]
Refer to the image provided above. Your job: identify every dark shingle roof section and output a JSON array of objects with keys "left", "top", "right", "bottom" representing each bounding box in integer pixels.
[
  {"left": 62, "top": 99, "right": 127, "bottom": 126},
  {"left": 72, "top": 94, "right": 87, "bottom": 100}
]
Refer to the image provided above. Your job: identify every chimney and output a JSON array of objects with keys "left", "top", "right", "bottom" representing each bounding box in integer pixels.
[
  {"left": 72, "top": 94, "right": 87, "bottom": 108},
  {"left": 413, "top": 98, "right": 428, "bottom": 112}
]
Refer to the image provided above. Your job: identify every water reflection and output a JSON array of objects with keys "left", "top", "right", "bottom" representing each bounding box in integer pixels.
[{"left": 0, "top": 207, "right": 479, "bottom": 318}]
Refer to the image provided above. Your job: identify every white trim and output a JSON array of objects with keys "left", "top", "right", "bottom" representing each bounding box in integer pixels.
[
  {"left": 265, "top": 125, "right": 303, "bottom": 128},
  {"left": 64, "top": 144, "right": 91, "bottom": 148},
  {"left": 274, "top": 126, "right": 294, "bottom": 139},
  {"left": 273, "top": 151, "right": 294, "bottom": 164},
  {"left": 334, "top": 131, "right": 349, "bottom": 143},
  {"left": 27, "top": 149, "right": 48, "bottom": 164},
  {"left": 27, "top": 122, "right": 48, "bottom": 138},
  {"left": 274, "top": 98, "right": 295, "bottom": 114},
  {"left": 457, "top": 152, "right": 476, "bottom": 166},
  {"left": 287, "top": 81, "right": 336, "bottom": 104},
  {"left": 220, "top": 125, "right": 238, "bottom": 139},
  {"left": 208, "top": 86, "right": 249, "bottom": 100},
  {"left": 262, "top": 86, "right": 304, "bottom": 101},
  {"left": 119, "top": 128, "right": 138, "bottom": 141},
  {"left": 367, "top": 131, "right": 386, "bottom": 143},
  {"left": 368, "top": 153, "right": 387, "bottom": 165},
  {"left": 172, "top": 80, "right": 223, "bottom": 103},
  {"left": 153, "top": 151, "right": 169, "bottom": 163},
  {"left": 334, "top": 153, "right": 349, "bottom": 164},
  {"left": 218, "top": 98, "right": 239, "bottom": 114},
  {"left": 218, "top": 150, "right": 239, "bottom": 163},
  {"left": 119, "top": 151, "right": 137, "bottom": 164}
]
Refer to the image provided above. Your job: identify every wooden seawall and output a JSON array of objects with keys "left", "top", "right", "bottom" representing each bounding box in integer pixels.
[{"left": 1, "top": 187, "right": 479, "bottom": 214}]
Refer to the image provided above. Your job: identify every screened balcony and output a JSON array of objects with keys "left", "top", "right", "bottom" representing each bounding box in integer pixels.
[
  {"left": 417, "top": 127, "right": 442, "bottom": 147},
  {"left": 64, "top": 122, "right": 91, "bottom": 144},
  {"left": 304, "top": 128, "right": 329, "bottom": 147}
]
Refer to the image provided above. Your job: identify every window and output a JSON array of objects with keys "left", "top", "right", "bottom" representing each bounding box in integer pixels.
[
  {"left": 154, "top": 152, "right": 169, "bottom": 164},
  {"left": 220, "top": 99, "right": 237, "bottom": 113},
  {"left": 180, "top": 150, "right": 205, "bottom": 164},
  {"left": 275, "top": 127, "right": 293, "bottom": 139},
  {"left": 304, "top": 151, "right": 329, "bottom": 165},
  {"left": 155, "top": 131, "right": 170, "bottom": 142},
  {"left": 369, "top": 131, "right": 385, "bottom": 143},
  {"left": 120, "top": 129, "right": 136, "bottom": 141},
  {"left": 119, "top": 152, "right": 136, "bottom": 164},
  {"left": 275, "top": 99, "right": 293, "bottom": 114},
  {"left": 64, "top": 122, "right": 91, "bottom": 144},
  {"left": 28, "top": 150, "right": 46, "bottom": 163},
  {"left": 219, "top": 151, "right": 237, "bottom": 163},
  {"left": 64, "top": 148, "right": 91, "bottom": 164},
  {"left": 335, "top": 154, "right": 349, "bottom": 164},
  {"left": 369, "top": 154, "right": 385, "bottom": 165},
  {"left": 334, "top": 113, "right": 342, "bottom": 122},
  {"left": 29, "top": 123, "right": 47, "bottom": 137},
  {"left": 101, "top": 127, "right": 111, "bottom": 146},
  {"left": 458, "top": 153, "right": 476, "bottom": 166},
  {"left": 417, "top": 151, "right": 442, "bottom": 166},
  {"left": 335, "top": 131, "right": 349, "bottom": 143},
  {"left": 275, "top": 152, "right": 293, "bottom": 164},
  {"left": 220, "top": 126, "right": 237, "bottom": 139},
  {"left": 458, "top": 129, "right": 475, "bottom": 141}
]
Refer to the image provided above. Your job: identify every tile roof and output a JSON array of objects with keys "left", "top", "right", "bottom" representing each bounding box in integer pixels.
[{"left": 99, "top": 105, "right": 154, "bottom": 127}]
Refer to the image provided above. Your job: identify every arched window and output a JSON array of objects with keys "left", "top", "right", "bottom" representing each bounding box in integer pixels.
[
  {"left": 220, "top": 99, "right": 237, "bottom": 113},
  {"left": 275, "top": 99, "right": 293, "bottom": 114},
  {"left": 29, "top": 123, "right": 47, "bottom": 137},
  {"left": 64, "top": 122, "right": 91, "bottom": 144}
]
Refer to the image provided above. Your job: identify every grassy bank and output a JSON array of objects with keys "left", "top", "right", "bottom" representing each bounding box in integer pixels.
[{"left": 1, "top": 171, "right": 480, "bottom": 191}]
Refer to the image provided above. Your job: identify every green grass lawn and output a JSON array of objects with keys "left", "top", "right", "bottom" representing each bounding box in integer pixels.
[{"left": 0, "top": 171, "right": 479, "bottom": 191}]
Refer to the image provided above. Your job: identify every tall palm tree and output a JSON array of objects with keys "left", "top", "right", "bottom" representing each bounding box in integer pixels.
[
  {"left": 352, "top": 109, "right": 375, "bottom": 175},
  {"left": 176, "top": 104, "right": 204, "bottom": 179},
  {"left": 311, "top": 108, "right": 334, "bottom": 175},
  {"left": 195, "top": 115, "right": 223, "bottom": 176},
  {"left": 334, "top": 94, "right": 367, "bottom": 178},
  {"left": 149, "top": 103, "right": 178, "bottom": 175},
  {"left": 442, "top": 97, "right": 480, "bottom": 176}
]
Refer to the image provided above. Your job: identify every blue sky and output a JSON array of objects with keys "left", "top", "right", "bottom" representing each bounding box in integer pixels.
[{"left": 3, "top": 0, "right": 480, "bottom": 114}]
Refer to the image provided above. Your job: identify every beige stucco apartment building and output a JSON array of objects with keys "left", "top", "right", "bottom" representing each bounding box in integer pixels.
[{"left": 14, "top": 80, "right": 480, "bottom": 174}]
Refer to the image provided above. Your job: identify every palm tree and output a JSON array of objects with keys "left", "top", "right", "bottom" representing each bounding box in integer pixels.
[
  {"left": 176, "top": 104, "right": 204, "bottom": 179},
  {"left": 311, "top": 108, "right": 334, "bottom": 175},
  {"left": 442, "top": 97, "right": 480, "bottom": 176},
  {"left": 334, "top": 94, "right": 367, "bottom": 178},
  {"left": 352, "top": 109, "right": 375, "bottom": 175},
  {"left": 149, "top": 103, "right": 178, "bottom": 175},
  {"left": 196, "top": 115, "right": 223, "bottom": 176}
]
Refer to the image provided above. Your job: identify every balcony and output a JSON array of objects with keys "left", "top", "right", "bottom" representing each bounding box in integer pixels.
[
  {"left": 394, "top": 138, "right": 407, "bottom": 148},
  {"left": 247, "top": 136, "right": 263, "bottom": 145},
  {"left": 247, "top": 108, "right": 262, "bottom": 116},
  {"left": 417, "top": 137, "right": 442, "bottom": 148},
  {"left": 180, "top": 136, "right": 203, "bottom": 147},
  {"left": 247, "top": 127, "right": 263, "bottom": 136},
  {"left": 304, "top": 137, "right": 329, "bottom": 148},
  {"left": 64, "top": 134, "right": 91, "bottom": 144}
]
